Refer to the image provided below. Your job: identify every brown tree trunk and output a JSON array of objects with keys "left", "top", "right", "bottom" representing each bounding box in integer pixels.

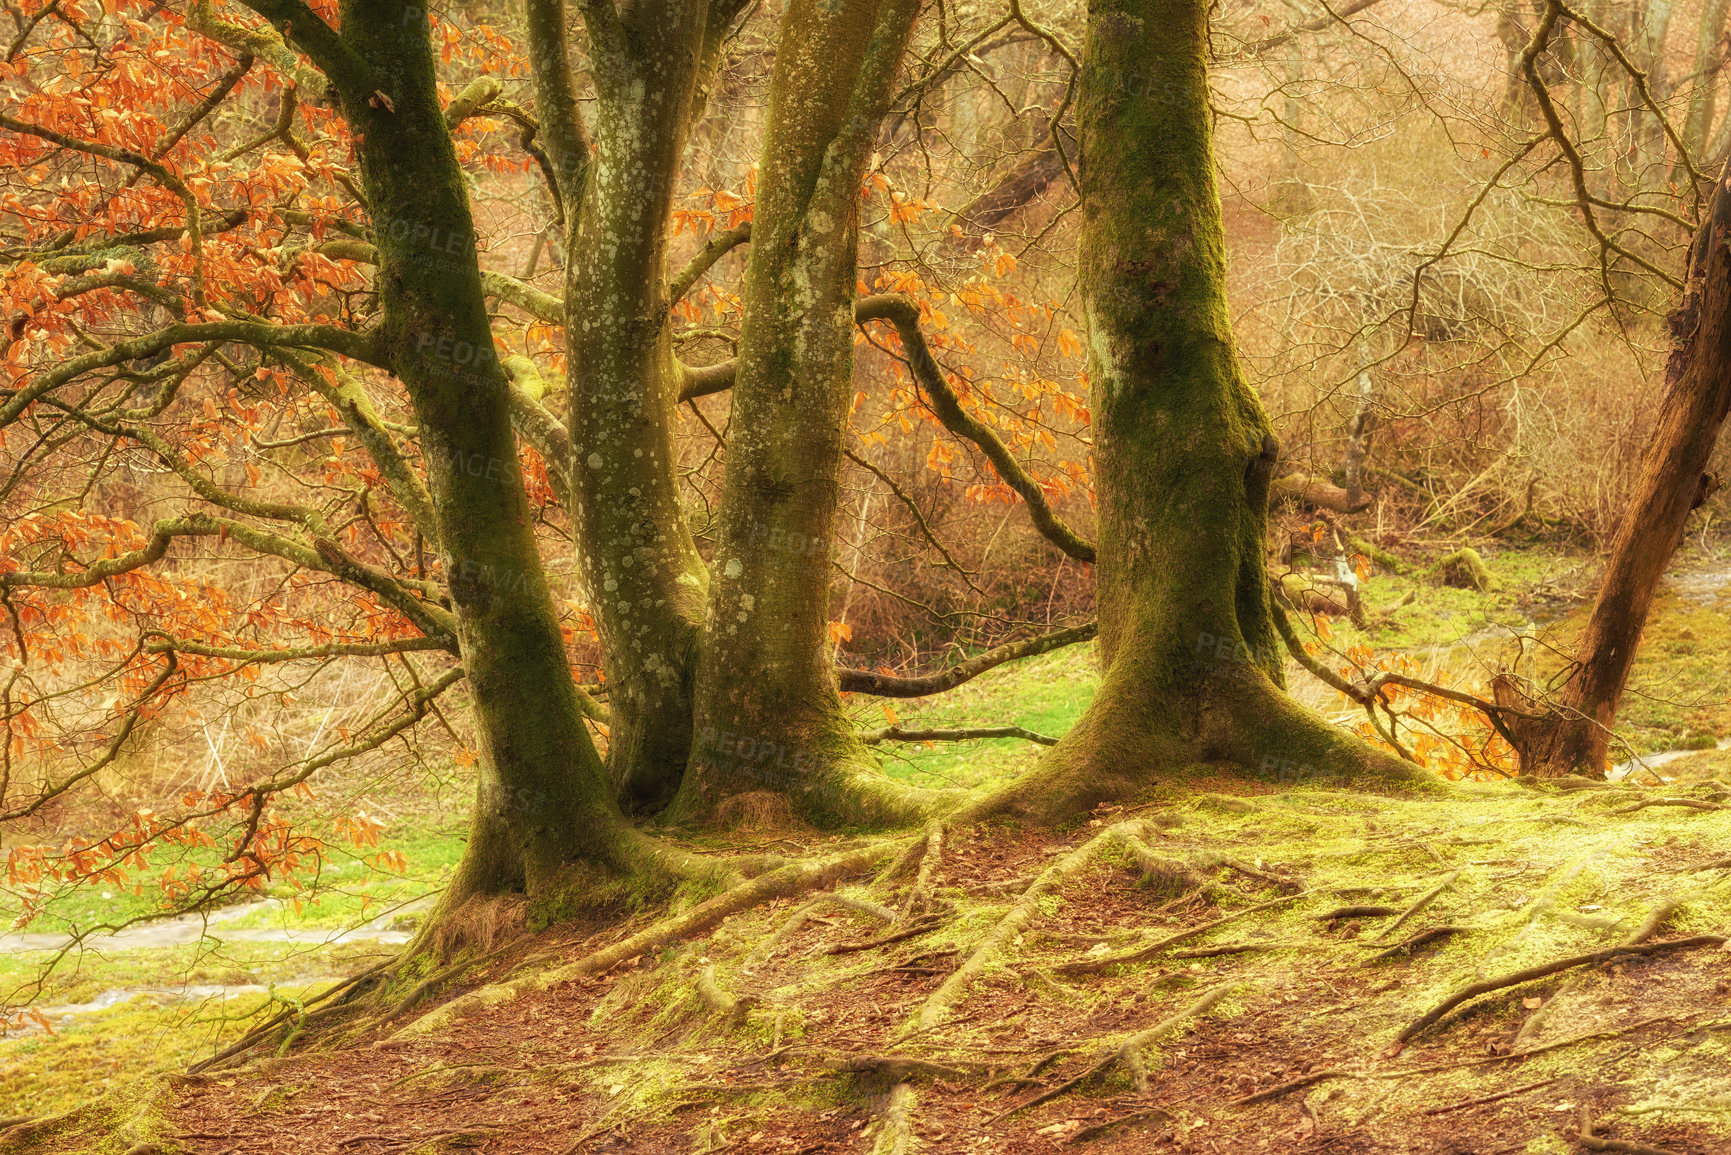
[{"left": 1500, "top": 159, "right": 1731, "bottom": 777}]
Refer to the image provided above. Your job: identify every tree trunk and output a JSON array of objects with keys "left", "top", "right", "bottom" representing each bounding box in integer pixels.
[
  {"left": 1679, "top": 0, "right": 1731, "bottom": 163},
  {"left": 557, "top": 0, "right": 724, "bottom": 813},
  {"left": 964, "top": 0, "right": 1433, "bottom": 825},
  {"left": 1499, "top": 158, "right": 1731, "bottom": 778},
  {"left": 676, "top": 0, "right": 933, "bottom": 826},
  {"left": 325, "top": 0, "right": 637, "bottom": 908}
]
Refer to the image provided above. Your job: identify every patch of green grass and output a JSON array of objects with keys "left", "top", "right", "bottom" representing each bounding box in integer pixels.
[
  {"left": 0, "top": 972, "right": 354, "bottom": 1118},
  {"left": 851, "top": 644, "right": 1098, "bottom": 792},
  {"left": 3, "top": 822, "right": 463, "bottom": 937}
]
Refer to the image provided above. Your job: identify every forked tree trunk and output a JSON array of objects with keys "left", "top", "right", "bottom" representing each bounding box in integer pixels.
[
  {"left": 966, "top": 0, "right": 1432, "bottom": 824},
  {"left": 1497, "top": 158, "right": 1731, "bottom": 778},
  {"left": 675, "top": 0, "right": 933, "bottom": 826}
]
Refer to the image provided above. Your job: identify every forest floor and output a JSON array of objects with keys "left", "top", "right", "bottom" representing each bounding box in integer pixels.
[
  {"left": 9, "top": 776, "right": 1731, "bottom": 1155},
  {"left": 2, "top": 535, "right": 1730, "bottom": 1154}
]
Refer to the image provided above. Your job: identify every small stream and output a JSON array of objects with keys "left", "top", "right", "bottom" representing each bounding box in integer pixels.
[
  {"left": 0, "top": 895, "right": 428, "bottom": 955},
  {"left": 31, "top": 975, "right": 346, "bottom": 1028},
  {"left": 2, "top": 896, "right": 434, "bottom": 1029}
]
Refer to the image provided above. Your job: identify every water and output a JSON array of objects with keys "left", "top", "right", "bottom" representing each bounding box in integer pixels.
[
  {"left": 1, "top": 895, "right": 433, "bottom": 1027},
  {"left": 0, "top": 895, "right": 426, "bottom": 955}
]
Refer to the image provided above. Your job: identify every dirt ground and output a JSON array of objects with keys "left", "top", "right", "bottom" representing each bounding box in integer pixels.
[{"left": 5, "top": 778, "right": 1730, "bottom": 1155}]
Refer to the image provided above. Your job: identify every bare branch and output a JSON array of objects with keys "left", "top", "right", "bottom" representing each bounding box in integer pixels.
[
  {"left": 861, "top": 724, "right": 1059, "bottom": 745},
  {"left": 839, "top": 621, "right": 1096, "bottom": 696}
]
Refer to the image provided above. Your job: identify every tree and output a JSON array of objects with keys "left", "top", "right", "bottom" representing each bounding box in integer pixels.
[
  {"left": 959, "top": 0, "right": 1436, "bottom": 824},
  {"left": 1496, "top": 156, "right": 1731, "bottom": 777},
  {"left": 0, "top": 0, "right": 1103, "bottom": 949}
]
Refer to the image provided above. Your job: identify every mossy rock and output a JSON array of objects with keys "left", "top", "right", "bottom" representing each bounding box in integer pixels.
[{"left": 1428, "top": 547, "right": 1498, "bottom": 592}]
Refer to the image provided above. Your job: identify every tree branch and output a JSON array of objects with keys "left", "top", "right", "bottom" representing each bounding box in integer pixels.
[
  {"left": 860, "top": 724, "right": 1059, "bottom": 745},
  {"left": 1, "top": 320, "right": 383, "bottom": 429},
  {"left": 525, "top": 0, "right": 593, "bottom": 207},
  {"left": 838, "top": 621, "right": 1096, "bottom": 696},
  {"left": 229, "top": 0, "right": 376, "bottom": 103},
  {"left": 857, "top": 293, "right": 1096, "bottom": 562},
  {"left": 1235, "top": 0, "right": 1388, "bottom": 56},
  {"left": 670, "top": 222, "right": 752, "bottom": 302}
]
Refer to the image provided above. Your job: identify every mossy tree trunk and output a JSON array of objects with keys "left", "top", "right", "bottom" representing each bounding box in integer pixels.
[
  {"left": 675, "top": 0, "right": 931, "bottom": 826},
  {"left": 1497, "top": 157, "right": 1731, "bottom": 778},
  {"left": 967, "top": 0, "right": 1433, "bottom": 824},
  {"left": 252, "top": 0, "right": 642, "bottom": 911},
  {"left": 537, "top": 0, "right": 743, "bottom": 813}
]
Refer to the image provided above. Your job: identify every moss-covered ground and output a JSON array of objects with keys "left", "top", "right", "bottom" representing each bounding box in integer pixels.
[
  {"left": 3, "top": 536, "right": 1730, "bottom": 1153},
  {"left": 11, "top": 776, "right": 1726, "bottom": 1154}
]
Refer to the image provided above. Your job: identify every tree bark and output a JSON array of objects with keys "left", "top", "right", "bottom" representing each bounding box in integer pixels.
[
  {"left": 1500, "top": 157, "right": 1731, "bottom": 778},
  {"left": 962, "top": 0, "right": 1433, "bottom": 824},
  {"left": 550, "top": 0, "right": 733, "bottom": 813},
  {"left": 278, "top": 0, "right": 639, "bottom": 912},
  {"left": 677, "top": 0, "right": 934, "bottom": 826}
]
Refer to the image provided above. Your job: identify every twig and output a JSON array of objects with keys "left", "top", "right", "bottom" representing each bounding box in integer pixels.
[
  {"left": 1423, "top": 1076, "right": 1557, "bottom": 1115},
  {"left": 986, "top": 984, "right": 1233, "bottom": 1123},
  {"left": 1576, "top": 1106, "right": 1685, "bottom": 1154},
  {"left": 1398, "top": 935, "right": 1728, "bottom": 1042}
]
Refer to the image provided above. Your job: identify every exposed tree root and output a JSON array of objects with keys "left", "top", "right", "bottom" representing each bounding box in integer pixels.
[
  {"left": 1398, "top": 934, "right": 1729, "bottom": 1043},
  {"left": 860, "top": 724, "right": 1058, "bottom": 746},
  {"left": 824, "top": 916, "right": 947, "bottom": 956},
  {"left": 1065, "top": 1107, "right": 1173, "bottom": 1144},
  {"left": 868, "top": 1083, "right": 917, "bottom": 1155},
  {"left": 1318, "top": 904, "right": 1400, "bottom": 921},
  {"left": 1375, "top": 869, "right": 1460, "bottom": 940},
  {"left": 1235, "top": 1016, "right": 1692, "bottom": 1107},
  {"left": 907, "top": 819, "right": 1154, "bottom": 1031},
  {"left": 1422, "top": 1075, "right": 1557, "bottom": 1115},
  {"left": 1515, "top": 899, "right": 1678, "bottom": 1046},
  {"left": 1575, "top": 1107, "right": 1686, "bottom": 1155},
  {"left": 1170, "top": 941, "right": 1303, "bottom": 959},
  {"left": 1361, "top": 925, "right": 1471, "bottom": 964},
  {"left": 1231, "top": 1067, "right": 1353, "bottom": 1106},
  {"left": 1051, "top": 890, "right": 1320, "bottom": 977},
  {"left": 696, "top": 965, "right": 758, "bottom": 1025},
  {"left": 1610, "top": 797, "right": 1729, "bottom": 815},
  {"left": 393, "top": 841, "right": 902, "bottom": 1039},
  {"left": 185, "top": 955, "right": 400, "bottom": 1074},
  {"left": 985, "top": 984, "right": 1234, "bottom": 1123},
  {"left": 801, "top": 1052, "right": 978, "bottom": 1082},
  {"left": 898, "top": 821, "right": 944, "bottom": 920},
  {"left": 743, "top": 893, "right": 897, "bottom": 969}
]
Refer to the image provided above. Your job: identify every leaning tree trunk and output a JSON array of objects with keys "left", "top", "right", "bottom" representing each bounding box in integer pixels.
[
  {"left": 296, "top": 0, "right": 642, "bottom": 913},
  {"left": 675, "top": 0, "right": 933, "bottom": 826},
  {"left": 1497, "top": 157, "right": 1731, "bottom": 778},
  {"left": 965, "top": 0, "right": 1433, "bottom": 825}
]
